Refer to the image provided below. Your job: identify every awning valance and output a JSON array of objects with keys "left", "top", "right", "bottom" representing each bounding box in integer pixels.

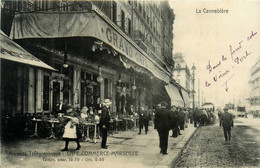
[
  {"left": 0, "top": 31, "right": 56, "bottom": 71},
  {"left": 10, "top": 12, "right": 169, "bottom": 83},
  {"left": 165, "top": 84, "right": 184, "bottom": 107},
  {"left": 181, "top": 89, "right": 190, "bottom": 107}
]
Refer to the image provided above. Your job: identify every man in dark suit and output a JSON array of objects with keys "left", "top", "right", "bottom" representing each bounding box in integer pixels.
[
  {"left": 100, "top": 99, "right": 111, "bottom": 149},
  {"left": 193, "top": 107, "right": 199, "bottom": 127},
  {"left": 154, "top": 102, "right": 172, "bottom": 155},
  {"left": 220, "top": 108, "right": 234, "bottom": 141},
  {"left": 138, "top": 106, "right": 150, "bottom": 134},
  {"left": 170, "top": 106, "right": 181, "bottom": 137}
]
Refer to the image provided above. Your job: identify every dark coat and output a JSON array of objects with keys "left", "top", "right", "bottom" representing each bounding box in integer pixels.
[
  {"left": 170, "top": 110, "right": 179, "bottom": 129},
  {"left": 100, "top": 106, "right": 111, "bottom": 128},
  {"left": 154, "top": 108, "right": 172, "bottom": 130},
  {"left": 220, "top": 112, "right": 233, "bottom": 128},
  {"left": 138, "top": 109, "right": 150, "bottom": 123},
  {"left": 96, "top": 103, "right": 103, "bottom": 111}
]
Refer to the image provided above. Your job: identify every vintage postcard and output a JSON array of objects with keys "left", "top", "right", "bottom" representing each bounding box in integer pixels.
[{"left": 1, "top": 0, "right": 260, "bottom": 168}]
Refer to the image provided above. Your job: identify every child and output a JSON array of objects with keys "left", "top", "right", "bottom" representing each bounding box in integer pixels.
[{"left": 61, "top": 106, "right": 81, "bottom": 151}]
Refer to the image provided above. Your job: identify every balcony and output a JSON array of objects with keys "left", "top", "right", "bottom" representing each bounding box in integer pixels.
[{"left": 1, "top": 1, "right": 93, "bottom": 13}]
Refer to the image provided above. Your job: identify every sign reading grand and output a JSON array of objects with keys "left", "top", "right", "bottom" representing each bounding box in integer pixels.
[
  {"left": 10, "top": 12, "right": 169, "bottom": 83},
  {"left": 104, "top": 27, "right": 147, "bottom": 67}
]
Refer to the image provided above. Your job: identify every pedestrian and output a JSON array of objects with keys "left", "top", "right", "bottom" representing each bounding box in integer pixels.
[
  {"left": 138, "top": 106, "right": 150, "bottom": 134},
  {"left": 170, "top": 105, "right": 180, "bottom": 138},
  {"left": 100, "top": 98, "right": 112, "bottom": 149},
  {"left": 61, "top": 105, "right": 81, "bottom": 151},
  {"left": 154, "top": 102, "right": 172, "bottom": 155},
  {"left": 178, "top": 107, "right": 185, "bottom": 130},
  {"left": 220, "top": 108, "right": 234, "bottom": 141}
]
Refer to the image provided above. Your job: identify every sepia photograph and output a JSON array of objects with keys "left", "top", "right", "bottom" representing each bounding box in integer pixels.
[{"left": 0, "top": 0, "right": 260, "bottom": 167}]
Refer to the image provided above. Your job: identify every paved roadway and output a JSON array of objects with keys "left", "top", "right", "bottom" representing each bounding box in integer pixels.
[
  {"left": 1, "top": 123, "right": 196, "bottom": 168},
  {"left": 173, "top": 116, "right": 260, "bottom": 167}
]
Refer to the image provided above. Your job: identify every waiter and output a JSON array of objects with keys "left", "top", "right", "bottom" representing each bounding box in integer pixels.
[{"left": 100, "top": 99, "right": 112, "bottom": 149}]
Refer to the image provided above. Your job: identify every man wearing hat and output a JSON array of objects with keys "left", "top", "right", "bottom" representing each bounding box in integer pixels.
[
  {"left": 100, "top": 99, "right": 112, "bottom": 149},
  {"left": 220, "top": 108, "right": 234, "bottom": 141},
  {"left": 154, "top": 101, "right": 172, "bottom": 155}
]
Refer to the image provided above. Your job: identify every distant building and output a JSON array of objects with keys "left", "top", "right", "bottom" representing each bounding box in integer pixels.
[
  {"left": 172, "top": 53, "right": 192, "bottom": 107},
  {"left": 248, "top": 55, "right": 260, "bottom": 116}
]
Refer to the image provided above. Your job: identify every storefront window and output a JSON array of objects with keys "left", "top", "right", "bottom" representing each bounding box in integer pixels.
[{"left": 63, "top": 79, "right": 70, "bottom": 105}]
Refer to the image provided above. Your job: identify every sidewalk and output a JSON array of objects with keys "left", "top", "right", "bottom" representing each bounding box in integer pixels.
[{"left": 1, "top": 123, "right": 198, "bottom": 168}]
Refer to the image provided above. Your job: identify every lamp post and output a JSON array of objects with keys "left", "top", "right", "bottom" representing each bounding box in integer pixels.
[{"left": 191, "top": 63, "right": 196, "bottom": 113}]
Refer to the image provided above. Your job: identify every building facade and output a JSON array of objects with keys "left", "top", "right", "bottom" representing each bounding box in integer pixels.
[
  {"left": 172, "top": 53, "right": 192, "bottom": 107},
  {"left": 1, "top": 0, "right": 178, "bottom": 117},
  {"left": 248, "top": 55, "right": 260, "bottom": 116}
]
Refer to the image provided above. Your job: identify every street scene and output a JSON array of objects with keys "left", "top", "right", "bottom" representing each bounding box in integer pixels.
[
  {"left": 1, "top": 0, "right": 260, "bottom": 168},
  {"left": 174, "top": 116, "right": 260, "bottom": 167}
]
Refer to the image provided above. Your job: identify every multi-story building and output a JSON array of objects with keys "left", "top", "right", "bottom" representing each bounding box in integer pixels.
[
  {"left": 1, "top": 0, "right": 181, "bottom": 118},
  {"left": 248, "top": 55, "right": 260, "bottom": 116},
  {"left": 172, "top": 53, "right": 192, "bottom": 107}
]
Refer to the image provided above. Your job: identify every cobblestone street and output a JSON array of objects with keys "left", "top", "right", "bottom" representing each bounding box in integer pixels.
[{"left": 173, "top": 118, "right": 260, "bottom": 167}]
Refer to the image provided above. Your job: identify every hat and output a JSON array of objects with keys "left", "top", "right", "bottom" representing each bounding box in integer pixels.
[
  {"left": 66, "top": 111, "right": 76, "bottom": 117},
  {"left": 81, "top": 106, "right": 88, "bottom": 113},
  {"left": 103, "top": 99, "right": 112, "bottom": 105},
  {"left": 161, "top": 101, "right": 168, "bottom": 107},
  {"left": 65, "top": 105, "right": 74, "bottom": 112}
]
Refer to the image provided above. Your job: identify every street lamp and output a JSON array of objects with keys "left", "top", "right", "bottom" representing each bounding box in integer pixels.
[
  {"left": 96, "top": 65, "right": 103, "bottom": 83},
  {"left": 191, "top": 63, "right": 196, "bottom": 114}
]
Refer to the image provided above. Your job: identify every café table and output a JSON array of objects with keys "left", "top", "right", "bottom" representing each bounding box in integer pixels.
[
  {"left": 30, "top": 118, "right": 42, "bottom": 137},
  {"left": 82, "top": 122, "right": 98, "bottom": 143},
  {"left": 47, "top": 119, "right": 60, "bottom": 139}
]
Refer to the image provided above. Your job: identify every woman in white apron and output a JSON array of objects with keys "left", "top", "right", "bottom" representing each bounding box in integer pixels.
[{"left": 61, "top": 107, "right": 81, "bottom": 151}]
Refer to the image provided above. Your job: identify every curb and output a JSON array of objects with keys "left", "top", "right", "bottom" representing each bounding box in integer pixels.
[
  {"left": 169, "top": 126, "right": 199, "bottom": 168},
  {"left": 154, "top": 125, "right": 199, "bottom": 168}
]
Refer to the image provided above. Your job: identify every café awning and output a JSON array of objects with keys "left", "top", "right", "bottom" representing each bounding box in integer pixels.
[
  {"left": 181, "top": 89, "right": 190, "bottom": 107},
  {"left": 0, "top": 31, "right": 56, "bottom": 71},
  {"left": 165, "top": 84, "right": 184, "bottom": 107},
  {"left": 10, "top": 11, "right": 170, "bottom": 83}
]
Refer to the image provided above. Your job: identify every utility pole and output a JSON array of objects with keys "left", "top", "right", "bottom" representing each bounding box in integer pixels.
[
  {"left": 198, "top": 78, "right": 200, "bottom": 107},
  {"left": 201, "top": 91, "right": 203, "bottom": 105},
  {"left": 192, "top": 63, "right": 196, "bottom": 113}
]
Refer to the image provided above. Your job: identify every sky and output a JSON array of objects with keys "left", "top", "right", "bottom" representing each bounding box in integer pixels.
[{"left": 168, "top": 0, "right": 260, "bottom": 107}]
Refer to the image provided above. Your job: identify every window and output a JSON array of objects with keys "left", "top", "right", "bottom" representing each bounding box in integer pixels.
[
  {"left": 104, "top": 78, "right": 109, "bottom": 99},
  {"left": 121, "top": 10, "right": 125, "bottom": 31},
  {"left": 86, "top": 72, "right": 92, "bottom": 80},
  {"left": 139, "top": 3, "right": 142, "bottom": 13},
  {"left": 128, "top": 19, "right": 131, "bottom": 35},
  {"left": 112, "top": 1, "right": 117, "bottom": 24}
]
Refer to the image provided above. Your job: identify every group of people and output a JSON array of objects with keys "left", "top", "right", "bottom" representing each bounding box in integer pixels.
[
  {"left": 58, "top": 98, "right": 234, "bottom": 155},
  {"left": 193, "top": 107, "right": 216, "bottom": 127},
  {"left": 59, "top": 98, "right": 112, "bottom": 151},
  {"left": 154, "top": 102, "right": 192, "bottom": 155}
]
